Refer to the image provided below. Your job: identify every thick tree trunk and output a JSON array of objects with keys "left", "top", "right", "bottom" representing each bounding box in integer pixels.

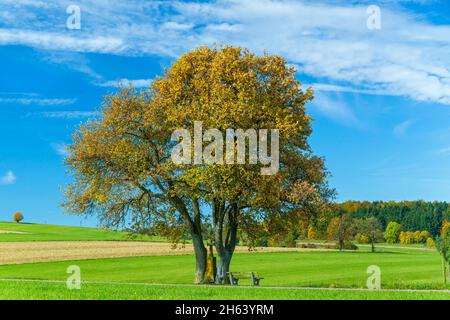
[
  {"left": 371, "top": 240, "right": 375, "bottom": 253},
  {"left": 192, "top": 232, "right": 207, "bottom": 284},
  {"left": 213, "top": 202, "right": 239, "bottom": 284},
  {"left": 174, "top": 196, "right": 207, "bottom": 284},
  {"left": 216, "top": 249, "right": 233, "bottom": 284}
]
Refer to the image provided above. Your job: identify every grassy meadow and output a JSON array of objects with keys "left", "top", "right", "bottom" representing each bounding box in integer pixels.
[
  {"left": 0, "top": 222, "right": 449, "bottom": 299},
  {"left": 1, "top": 281, "right": 449, "bottom": 300},
  {"left": 0, "top": 250, "right": 446, "bottom": 289},
  {"left": 0, "top": 222, "right": 162, "bottom": 242}
]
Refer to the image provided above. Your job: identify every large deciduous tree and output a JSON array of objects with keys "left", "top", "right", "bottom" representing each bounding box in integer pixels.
[{"left": 63, "top": 46, "right": 332, "bottom": 284}]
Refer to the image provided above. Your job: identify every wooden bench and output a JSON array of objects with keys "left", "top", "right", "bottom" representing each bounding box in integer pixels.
[{"left": 227, "top": 272, "right": 263, "bottom": 286}]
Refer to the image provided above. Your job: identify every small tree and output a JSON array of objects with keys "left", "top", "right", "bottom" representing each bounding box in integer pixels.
[
  {"left": 436, "top": 222, "right": 450, "bottom": 285},
  {"left": 327, "top": 215, "right": 353, "bottom": 251},
  {"left": 442, "top": 220, "right": 450, "bottom": 237},
  {"left": 384, "top": 221, "right": 401, "bottom": 243},
  {"left": 435, "top": 237, "right": 450, "bottom": 285},
  {"left": 13, "top": 212, "right": 23, "bottom": 223},
  {"left": 353, "top": 217, "right": 383, "bottom": 252}
]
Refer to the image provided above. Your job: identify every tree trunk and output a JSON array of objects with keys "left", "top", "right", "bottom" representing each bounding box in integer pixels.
[
  {"left": 216, "top": 249, "right": 233, "bottom": 284},
  {"left": 442, "top": 257, "right": 447, "bottom": 285},
  {"left": 339, "top": 239, "right": 344, "bottom": 251},
  {"left": 215, "top": 206, "right": 239, "bottom": 284},
  {"left": 371, "top": 240, "right": 375, "bottom": 253},
  {"left": 174, "top": 197, "right": 207, "bottom": 284},
  {"left": 192, "top": 232, "right": 207, "bottom": 284},
  {"left": 205, "top": 245, "right": 217, "bottom": 283}
]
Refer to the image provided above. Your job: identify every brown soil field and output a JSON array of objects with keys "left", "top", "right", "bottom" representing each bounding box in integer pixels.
[{"left": 0, "top": 241, "right": 328, "bottom": 265}]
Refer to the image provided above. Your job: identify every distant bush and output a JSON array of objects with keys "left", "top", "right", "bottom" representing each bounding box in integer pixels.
[
  {"left": 333, "top": 241, "right": 358, "bottom": 251},
  {"left": 399, "top": 231, "right": 414, "bottom": 244},
  {"left": 13, "top": 212, "right": 24, "bottom": 223},
  {"left": 426, "top": 237, "right": 435, "bottom": 248},
  {"left": 355, "top": 233, "right": 370, "bottom": 244},
  {"left": 300, "top": 243, "right": 317, "bottom": 249},
  {"left": 400, "top": 230, "right": 430, "bottom": 244},
  {"left": 419, "top": 231, "right": 430, "bottom": 243}
]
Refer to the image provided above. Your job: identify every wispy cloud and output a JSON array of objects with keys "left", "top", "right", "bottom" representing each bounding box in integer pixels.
[
  {"left": 51, "top": 142, "right": 69, "bottom": 157},
  {"left": 0, "top": 170, "right": 16, "bottom": 185},
  {"left": 33, "top": 111, "right": 96, "bottom": 119},
  {"left": 41, "top": 51, "right": 102, "bottom": 80},
  {"left": 0, "top": 28, "right": 125, "bottom": 54},
  {"left": 97, "top": 78, "right": 153, "bottom": 88},
  {"left": 1, "top": 0, "right": 450, "bottom": 106},
  {"left": 312, "top": 91, "right": 361, "bottom": 127},
  {"left": 0, "top": 97, "right": 76, "bottom": 106},
  {"left": 394, "top": 120, "right": 413, "bottom": 137},
  {"left": 308, "top": 83, "right": 396, "bottom": 96}
]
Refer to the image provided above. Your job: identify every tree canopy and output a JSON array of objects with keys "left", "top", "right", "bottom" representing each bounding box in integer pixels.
[{"left": 63, "top": 45, "right": 332, "bottom": 283}]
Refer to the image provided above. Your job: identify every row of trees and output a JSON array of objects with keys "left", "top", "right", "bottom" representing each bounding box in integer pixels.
[
  {"left": 337, "top": 201, "right": 450, "bottom": 236},
  {"left": 243, "top": 209, "right": 438, "bottom": 253},
  {"left": 384, "top": 221, "right": 432, "bottom": 244}
]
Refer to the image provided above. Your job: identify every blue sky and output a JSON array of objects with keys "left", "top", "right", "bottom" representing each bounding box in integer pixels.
[{"left": 0, "top": 0, "right": 449, "bottom": 226}]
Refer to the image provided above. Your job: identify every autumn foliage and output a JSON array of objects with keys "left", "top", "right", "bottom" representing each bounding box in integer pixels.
[
  {"left": 64, "top": 45, "right": 332, "bottom": 284},
  {"left": 13, "top": 212, "right": 23, "bottom": 223}
]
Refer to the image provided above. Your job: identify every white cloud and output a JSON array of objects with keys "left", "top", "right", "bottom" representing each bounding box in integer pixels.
[
  {"left": 35, "top": 111, "right": 96, "bottom": 119},
  {"left": 0, "top": 171, "right": 16, "bottom": 185},
  {"left": 1, "top": 0, "right": 450, "bottom": 106},
  {"left": 51, "top": 142, "right": 69, "bottom": 157},
  {"left": 0, "top": 97, "right": 76, "bottom": 106},
  {"left": 97, "top": 78, "right": 153, "bottom": 88},
  {"left": 306, "top": 83, "right": 395, "bottom": 96},
  {"left": 161, "top": 22, "right": 194, "bottom": 31},
  {"left": 394, "top": 120, "right": 413, "bottom": 136},
  {"left": 0, "top": 28, "right": 125, "bottom": 54},
  {"left": 312, "top": 91, "right": 361, "bottom": 127},
  {"left": 41, "top": 51, "right": 102, "bottom": 80}
]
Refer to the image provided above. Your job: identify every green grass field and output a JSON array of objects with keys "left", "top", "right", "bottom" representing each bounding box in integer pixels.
[
  {"left": 0, "top": 280, "right": 449, "bottom": 300},
  {"left": 0, "top": 250, "right": 447, "bottom": 290},
  {"left": 0, "top": 222, "right": 162, "bottom": 242},
  {"left": 1, "top": 222, "right": 449, "bottom": 300}
]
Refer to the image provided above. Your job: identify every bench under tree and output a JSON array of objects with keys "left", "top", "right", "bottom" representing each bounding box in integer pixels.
[{"left": 227, "top": 272, "right": 263, "bottom": 286}]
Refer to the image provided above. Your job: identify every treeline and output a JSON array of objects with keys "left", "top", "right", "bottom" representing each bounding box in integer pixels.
[
  {"left": 237, "top": 201, "right": 450, "bottom": 247},
  {"left": 337, "top": 201, "right": 450, "bottom": 237}
]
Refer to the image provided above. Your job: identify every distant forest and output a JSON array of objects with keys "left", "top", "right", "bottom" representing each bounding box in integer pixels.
[{"left": 337, "top": 201, "right": 450, "bottom": 236}]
